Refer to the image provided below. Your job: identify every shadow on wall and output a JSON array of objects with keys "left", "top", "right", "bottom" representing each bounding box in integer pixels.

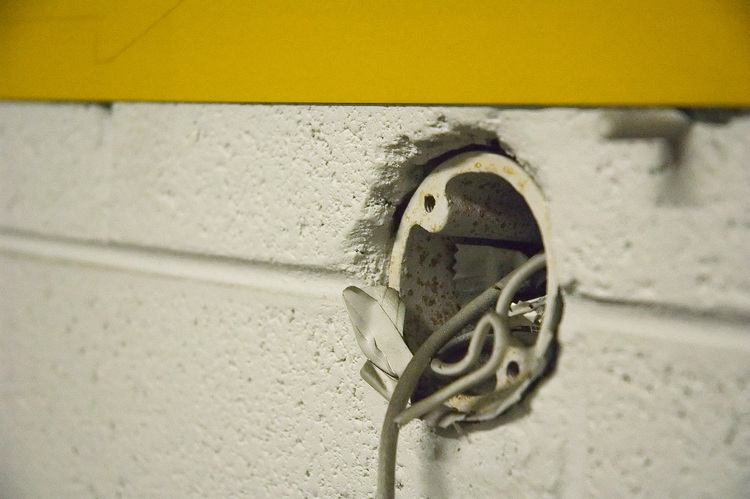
[{"left": 600, "top": 108, "right": 749, "bottom": 207}]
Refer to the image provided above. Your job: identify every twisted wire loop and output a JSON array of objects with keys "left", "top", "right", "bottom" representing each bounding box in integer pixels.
[
  {"left": 430, "top": 311, "right": 503, "bottom": 377},
  {"left": 394, "top": 254, "right": 546, "bottom": 425},
  {"left": 401, "top": 311, "right": 510, "bottom": 420},
  {"left": 431, "top": 261, "right": 546, "bottom": 378},
  {"left": 377, "top": 253, "right": 547, "bottom": 499}
]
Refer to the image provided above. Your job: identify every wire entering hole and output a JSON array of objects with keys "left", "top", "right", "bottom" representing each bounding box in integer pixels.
[
  {"left": 424, "top": 194, "right": 436, "bottom": 212},
  {"left": 506, "top": 361, "right": 520, "bottom": 378}
]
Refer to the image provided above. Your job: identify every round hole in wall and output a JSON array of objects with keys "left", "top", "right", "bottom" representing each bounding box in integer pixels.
[
  {"left": 388, "top": 150, "right": 562, "bottom": 423},
  {"left": 424, "top": 194, "right": 436, "bottom": 212}
]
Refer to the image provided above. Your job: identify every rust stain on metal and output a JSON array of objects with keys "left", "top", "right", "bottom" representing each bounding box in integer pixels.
[
  {"left": 447, "top": 393, "right": 481, "bottom": 412},
  {"left": 386, "top": 151, "right": 556, "bottom": 423}
]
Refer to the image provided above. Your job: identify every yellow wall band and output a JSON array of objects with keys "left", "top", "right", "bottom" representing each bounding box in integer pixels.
[{"left": 1, "top": 1, "right": 749, "bottom": 105}]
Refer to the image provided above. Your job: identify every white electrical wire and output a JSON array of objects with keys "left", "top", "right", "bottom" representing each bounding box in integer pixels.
[
  {"left": 430, "top": 295, "right": 546, "bottom": 377},
  {"left": 394, "top": 253, "right": 547, "bottom": 425},
  {"left": 429, "top": 311, "right": 500, "bottom": 377},
  {"left": 377, "top": 253, "right": 546, "bottom": 499}
]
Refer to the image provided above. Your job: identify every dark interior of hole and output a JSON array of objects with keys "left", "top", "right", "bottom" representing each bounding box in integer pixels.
[
  {"left": 423, "top": 194, "right": 436, "bottom": 212},
  {"left": 435, "top": 331, "right": 494, "bottom": 366},
  {"left": 441, "top": 172, "right": 542, "bottom": 242},
  {"left": 513, "top": 268, "right": 547, "bottom": 301},
  {"left": 398, "top": 170, "right": 546, "bottom": 362},
  {"left": 449, "top": 236, "right": 542, "bottom": 257}
]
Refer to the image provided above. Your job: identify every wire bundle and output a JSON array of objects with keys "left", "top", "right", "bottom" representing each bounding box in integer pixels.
[{"left": 376, "top": 253, "right": 547, "bottom": 499}]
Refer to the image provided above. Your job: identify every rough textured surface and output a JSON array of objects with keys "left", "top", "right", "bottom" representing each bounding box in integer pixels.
[{"left": 1, "top": 103, "right": 749, "bottom": 497}]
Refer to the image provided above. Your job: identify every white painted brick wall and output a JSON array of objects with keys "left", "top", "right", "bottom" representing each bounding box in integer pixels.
[{"left": 1, "top": 103, "right": 749, "bottom": 497}]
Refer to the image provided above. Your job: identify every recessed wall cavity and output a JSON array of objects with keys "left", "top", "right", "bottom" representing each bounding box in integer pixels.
[{"left": 388, "top": 150, "right": 560, "bottom": 421}]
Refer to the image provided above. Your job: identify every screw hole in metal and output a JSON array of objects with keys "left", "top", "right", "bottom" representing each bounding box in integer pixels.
[
  {"left": 423, "top": 194, "right": 436, "bottom": 213},
  {"left": 506, "top": 361, "right": 520, "bottom": 378}
]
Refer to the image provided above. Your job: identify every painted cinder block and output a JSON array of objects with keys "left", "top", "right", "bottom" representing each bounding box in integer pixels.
[
  {"left": 1, "top": 102, "right": 749, "bottom": 497},
  {"left": 0, "top": 256, "right": 372, "bottom": 497},
  {"left": 0, "top": 103, "right": 112, "bottom": 238},
  {"left": 2, "top": 104, "right": 749, "bottom": 313}
]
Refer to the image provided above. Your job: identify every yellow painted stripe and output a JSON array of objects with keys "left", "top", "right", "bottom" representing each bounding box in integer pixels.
[{"left": 1, "top": 0, "right": 749, "bottom": 105}]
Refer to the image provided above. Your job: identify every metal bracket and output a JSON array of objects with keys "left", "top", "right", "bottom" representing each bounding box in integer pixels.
[{"left": 346, "top": 151, "right": 560, "bottom": 427}]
